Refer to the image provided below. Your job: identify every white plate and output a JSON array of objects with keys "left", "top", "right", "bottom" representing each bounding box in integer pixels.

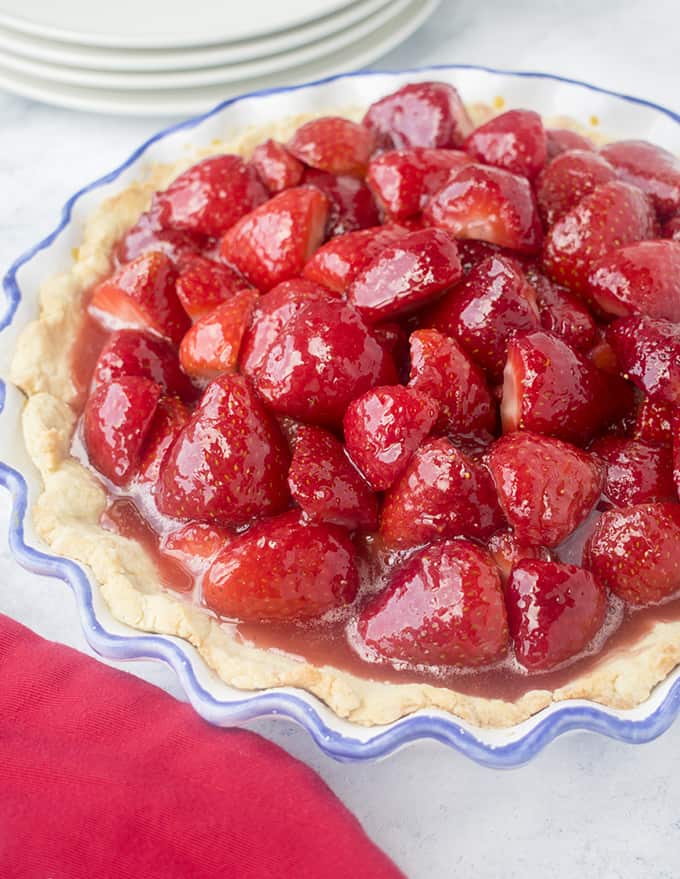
[
  {"left": 0, "top": 0, "right": 409, "bottom": 91},
  {"left": 0, "top": 0, "right": 390, "bottom": 72},
  {"left": 0, "top": 0, "right": 358, "bottom": 49},
  {"left": 0, "top": 0, "right": 437, "bottom": 115}
]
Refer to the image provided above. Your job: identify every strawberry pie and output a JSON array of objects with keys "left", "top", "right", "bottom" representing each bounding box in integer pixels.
[{"left": 11, "top": 80, "right": 680, "bottom": 727}]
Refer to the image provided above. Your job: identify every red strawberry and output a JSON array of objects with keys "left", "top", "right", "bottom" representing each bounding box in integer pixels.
[
  {"left": 252, "top": 297, "right": 397, "bottom": 428},
  {"left": 155, "top": 155, "right": 268, "bottom": 238},
  {"left": 203, "top": 510, "right": 358, "bottom": 621},
  {"left": 585, "top": 503, "right": 680, "bottom": 604},
  {"left": 464, "top": 109, "right": 547, "bottom": 179},
  {"left": 366, "top": 148, "right": 472, "bottom": 220},
  {"left": 455, "top": 239, "right": 505, "bottom": 273},
  {"left": 600, "top": 140, "right": 680, "bottom": 219},
  {"left": 488, "top": 432, "right": 603, "bottom": 547},
  {"left": 424, "top": 255, "right": 540, "bottom": 381},
  {"left": 89, "top": 252, "right": 190, "bottom": 344},
  {"left": 175, "top": 256, "right": 252, "bottom": 321},
  {"left": 302, "top": 225, "right": 406, "bottom": 292},
  {"left": 635, "top": 398, "right": 677, "bottom": 446},
  {"left": 220, "top": 186, "right": 329, "bottom": 291},
  {"left": 156, "top": 374, "right": 290, "bottom": 526},
  {"left": 424, "top": 164, "right": 542, "bottom": 254},
  {"left": 607, "top": 315, "right": 680, "bottom": 405},
  {"left": 587, "top": 240, "right": 680, "bottom": 321},
  {"left": 380, "top": 437, "right": 505, "bottom": 548},
  {"left": 542, "top": 181, "right": 656, "bottom": 295},
  {"left": 673, "top": 416, "right": 680, "bottom": 500},
  {"left": 362, "top": 82, "right": 473, "bottom": 150},
  {"left": 535, "top": 149, "right": 616, "bottom": 226},
  {"left": 545, "top": 128, "right": 595, "bottom": 160},
  {"left": 347, "top": 228, "right": 462, "bottom": 322},
  {"left": 407, "top": 328, "right": 496, "bottom": 437},
  {"left": 115, "top": 202, "right": 206, "bottom": 267},
  {"left": 664, "top": 216, "right": 680, "bottom": 241},
  {"left": 525, "top": 266, "right": 597, "bottom": 351},
  {"left": 501, "top": 330, "right": 635, "bottom": 444},
  {"left": 162, "top": 522, "right": 232, "bottom": 576},
  {"left": 250, "top": 139, "right": 304, "bottom": 193},
  {"left": 357, "top": 540, "right": 508, "bottom": 667},
  {"left": 287, "top": 425, "right": 378, "bottom": 529},
  {"left": 343, "top": 386, "right": 439, "bottom": 491},
  {"left": 303, "top": 168, "right": 380, "bottom": 236},
  {"left": 506, "top": 559, "right": 607, "bottom": 671},
  {"left": 288, "top": 117, "right": 375, "bottom": 177},
  {"left": 92, "top": 329, "right": 196, "bottom": 402},
  {"left": 487, "top": 530, "right": 552, "bottom": 582},
  {"left": 591, "top": 436, "right": 676, "bottom": 506},
  {"left": 179, "top": 288, "right": 259, "bottom": 379},
  {"left": 137, "top": 395, "right": 190, "bottom": 486},
  {"left": 83, "top": 376, "right": 161, "bottom": 486},
  {"left": 587, "top": 330, "right": 620, "bottom": 375}
]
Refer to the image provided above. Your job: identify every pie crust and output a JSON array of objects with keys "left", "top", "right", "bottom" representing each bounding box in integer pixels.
[{"left": 10, "top": 104, "right": 680, "bottom": 728}]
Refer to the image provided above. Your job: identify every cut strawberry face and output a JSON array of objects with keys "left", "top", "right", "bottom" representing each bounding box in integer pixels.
[
  {"left": 425, "top": 163, "right": 542, "bottom": 254},
  {"left": 407, "top": 328, "right": 496, "bottom": 437},
  {"left": 425, "top": 255, "right": 540, "bottom": 381},
  {"left": 535, "top": 149, "right": 616, "bottom": 226},
  {"left": 253, "top": 298, "right": 397, "bottom": 428},
  {"left": 203, "top": 510, "right": 359, "bottom": 621},
  {"left": 585, "top": 503, "right": 680, "bottom": 604},
  {"left": 587, "top": 240, "right": 680, "bottom": 321},
  {"left": 525, "top": 266, "right": 596, "bottom": 351},
  {"left": 607, "top": 316, "right": 680, "bottom": 406},
  {"left": 600, "top": 139, "right": 680, "bottom": 219},
  {"left": 501, "top": 331, "right": 635, "bottom": 444},
  {"left": 634, "top": 398, "right": 677, "bottom": 446},
  {"left": 155, "top": 155, "right": 268, "bottom": 238},
  {"left": 464, "top": 109, "right": 547, "bottom": 179},
  {"left": 156, "top": 374, "right": 290, "bottom": 526},
  {"left": 343, "top": 386, "right": 439, "bottom": 491},
  {"left": 302, "top": 225, "right": 406, "bottom": 292},
  {"left": 506, "top": 559, "right": 607, "bottom": 671},
  {"left": 89, "top": 252, "right": 190, "bottom": 344},
  {"left": 362, "top": 81, "right": 473, "bottom": 150},
  {"left": 175, "top": 256, "right": 252, "bottom": 321},
  {"left": 347, "top": 228, "right": 462, "bottom": 322},
  {"left": 303, "top": 169, "right": 380, "bottom": 236},
  {"left": 220, "top": 186, "right": 329, "bottom": 291},
  {"left": 115, "top": 203, "right": 206, "bottom": 267},
  {"left": 250, "top": 139, "right": 304, "bottom": 193},
  {"left": 358, "top": 539, "right": 509, "bottom": 667},
  {"left": 288, "top": 425, "right": 378, "bottom": 530},
  {"left": 488, "top": 432, "right": 603, "bottom": 547},
  {"left": 487, "top": 530, "right": 552, "bottom": 582},
  {"left": 380, "top": 437, "right": 505, "bottom": 548},
  {"left": 545, "top": 128, "right": 595, "bottom": 160},
  {"left": 162, "top": 522, "right": 231, "bottom": 576},
  {"left": 137, "top": 395, "right": 190, "bottom": 486},
  {"left": 542, "top": 181, "right": 656, "bottom": 295},
  {"left": 83, "top": 376, "right": 161, "bottom": 486},
  {"left": 288, "top": 116, "right": 376, "bottom": 177},
  {"left": 591, "top": 437, "right": 676, "bottom": 506}
]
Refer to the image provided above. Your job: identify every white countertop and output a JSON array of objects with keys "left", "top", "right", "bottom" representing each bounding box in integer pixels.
[{"left": 2, "top": 1, "right": 679, "bottom": 876}]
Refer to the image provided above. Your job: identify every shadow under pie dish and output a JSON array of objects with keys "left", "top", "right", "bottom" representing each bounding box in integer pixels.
[{"left": 3, "top": 66, "right": 680, "bottom": 765}]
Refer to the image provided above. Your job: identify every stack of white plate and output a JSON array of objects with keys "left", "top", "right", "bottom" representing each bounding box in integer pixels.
[{"left": 0, "top": 0, "right": 438, "bottom": 115}]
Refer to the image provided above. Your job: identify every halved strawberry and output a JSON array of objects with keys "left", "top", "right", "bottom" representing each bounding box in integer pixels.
[
  {"left": 587, "top": 240, "right": 680, "bottom": 321},
  {"left": 288, "top": 425, "right": 378, "bottom": 529},
  {"left": 545, "top": 128, "right": 595, "bottom": 160},
  {"left": 343, "top": 386, "right": 439, "bottom": 491},
  {"left": 137, "top": 395, "right": 190, "bottom": 486},
  {"left": 464, "top": 109, "right": 547, "bottom": 179},
  {"left": 424, "top": 164, "right": 542, "bottom": 254},
  {"left": 83, "top": 376, "right": 161, "bottom": 486},
  {"left": 542, "top": 181, "right": 656, "bottom": 295},
  {"left": 89, "top": 252, "right": 190, "bottom": 344},
  {"left": 501, "top": 330, "right": 635, "bottom": 444},
  {"left": 600, "top": 140, "right": 680, "bottom": 219},
  {"left": 506, "top": 559, "right": 607, "bottom": 671},
  {"left": 288, "top": 117, "right": 375, "bottom": 177},
  {"left": 175, "top": 256, "right": 252, "bottom": 321},
  {"left": 634, "top": 398, "right": 677, "bottom": 446},
  {"left": 220, "top": 186, "right": 329, "bottom": 290},
  {"left": 525, "top": 266, "right": 596, "bottom": 351},
  {"left": 585, "top": 502, "right": 680, "bottom": 604},
  {"left": 607, "top": 315, "right": 680, "bottom": 406},
  {"left": 407, "top": 328, "right": 496, "bottom": 437},
  {"left": 379, "top": 437, "right": 505, "bottom": 548},
  {"left": 179, "top": 289, "right": 259, "bottom": 379},
  {"left": 362, "top": 82, "right": 473, "bottom": 150},
  {"left": 347, "top": 228, "right": 462, "bottom": 322},
  {"left": 424, "top": 254, "right": 540, "bottom": 381},
  {"left": 302, "top": 225, "right": 406, "bottom": 292},
  {"left": 203, "top": 510, "right": 358, "bottom": 621},
  {"left": 487, "top": 530, "right": 552, "bottom": 582},
  {"left": 488, "top": 431, "right": 603, "bottom": 547},
  {"left": 156, "top": 374, "right": 290, "bottom": 526},
  {"left": 115, "top": 202, "right": 206, "bottom": 267},
  {"left": 303, "top": 168, "right": 380, "bottom": 236},
  {"left": 162, "top": 522, "right": 232, "bottom": 577},
  {"left": 155, "top": 155, "right": 268, "bottom": 238},
  {"left": 591, "top": 436, "right": 676, "bottom": 506},
  {"left": 535, "top": 149, "right": 616, "bottom": 226},
  {"left": 250, "top": 139, "right": 304, "bottom": 193}
]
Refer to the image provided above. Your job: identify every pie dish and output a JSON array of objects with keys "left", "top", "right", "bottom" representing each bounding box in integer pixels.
[{"left": 2, "top": 66, "right": 680, "bottom": 766}]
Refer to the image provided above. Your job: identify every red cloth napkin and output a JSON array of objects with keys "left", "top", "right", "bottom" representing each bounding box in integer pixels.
[{"left": 0, "top": 614, "right": 404, "bottom": 879}]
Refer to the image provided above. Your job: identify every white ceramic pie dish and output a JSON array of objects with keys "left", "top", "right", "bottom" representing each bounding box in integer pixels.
[{"left": 2, "top": 65, "right": 680, "bottom": 767}]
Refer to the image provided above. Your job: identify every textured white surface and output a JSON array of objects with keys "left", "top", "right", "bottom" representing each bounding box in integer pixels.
[{"left": 1, "top": 1, "right": 680, "bottom": 876}]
